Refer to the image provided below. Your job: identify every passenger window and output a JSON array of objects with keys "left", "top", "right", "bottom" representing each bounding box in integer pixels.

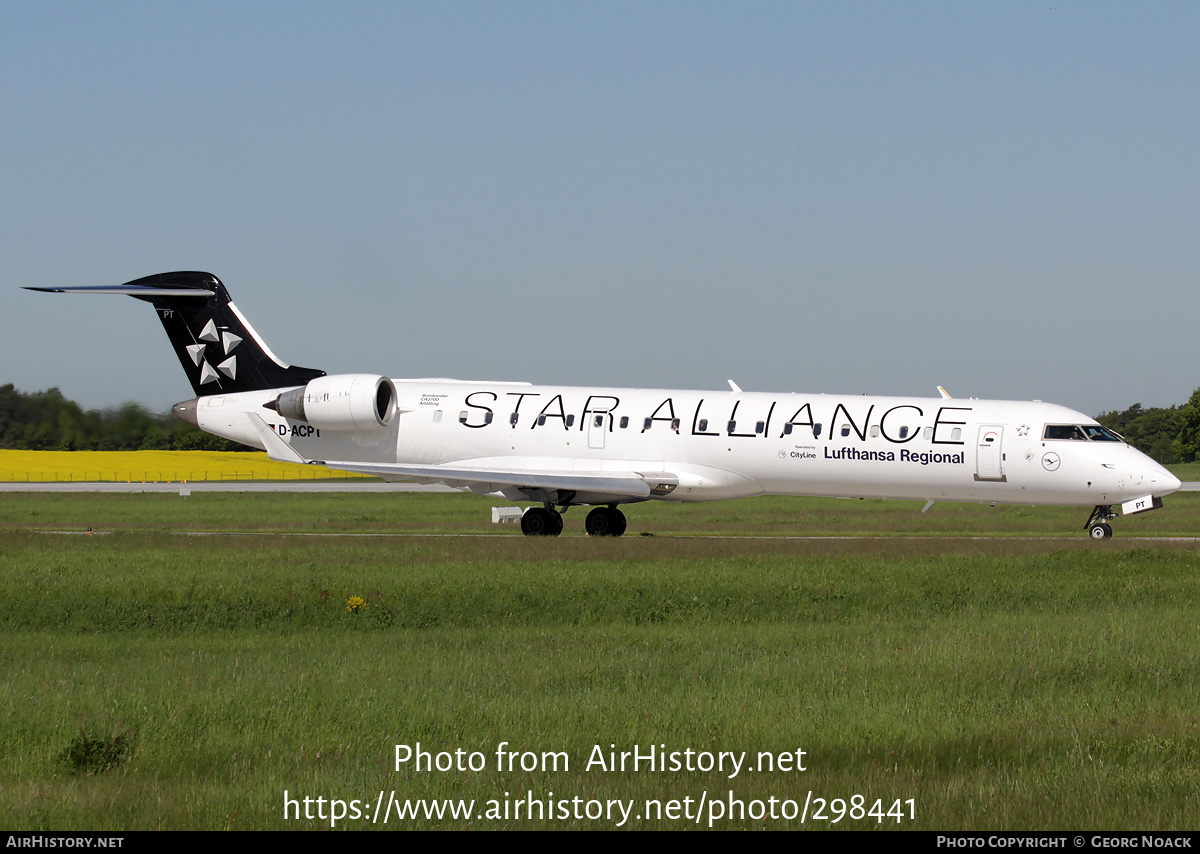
[
  {"left": 951, "top": 427, "right": 961, "bottom": 441},
  {"left": 728, "top": 421, "right": 737, "bottom": 433},
  {"left": 671, "top": 418, "right": 681, "bottom": 432},
  {"left": 840, "top": 425, "right": 851, "bottom": 437},
  {"left": 782, "top": 423, "right": 792, "bottom": 435},
  {"left": 814, "top": 423, "right": 822, "bottom": 438},
  {"left": 537, "top": 415, "right": 547, "bottom": 426},
  {"left": 485, "top": 411, "right": 493, "bottom": 424},
  {"left": 458, "top": 411, "right": 468, "bottom": 424},
  {"left": 899, "top": 426, "right": 909, "bottom": 439},
  {"left": 923, "top": 426, "right": 933, "bottom": 440},
  {"left": 566, "top": 415, "right": 575, "bottom": 427},
  {"left": 433, "top": 410, "right": 443, "bottom": 423},
  {"left": 699, "top": 419, "right": 709, "bottom": 432},
  {"left": 643, "top": 418, "right": 653, "bottom": 430},
  {"left": 594, "top": 415, "right": 604, "bottom": 428},
  {"left": 870, "top": 425, "right": 880, "bottom": 438},
  {"left": 510, "top": 412, "right": 519, "bottom": 426},
  {"left": 755, "top": 421, "right": 765, "bottom": 434},
  {"left": 620, "top": 416, "right": 629, "bottom": 429}
]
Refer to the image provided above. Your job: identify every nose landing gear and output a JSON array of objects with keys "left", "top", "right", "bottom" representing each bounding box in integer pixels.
[{"left": 1085, "top": 505, "right": 1115, "bottom": 539}]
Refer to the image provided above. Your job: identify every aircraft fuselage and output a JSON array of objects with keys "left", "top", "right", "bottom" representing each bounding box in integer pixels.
[{"left": 191, "top": 381, "right": 1178, "bottom": 509}]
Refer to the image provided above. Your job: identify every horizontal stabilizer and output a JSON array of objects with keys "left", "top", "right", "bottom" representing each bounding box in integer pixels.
[{"left": 25, "top": 285, "right": 215, "bottom": 297}]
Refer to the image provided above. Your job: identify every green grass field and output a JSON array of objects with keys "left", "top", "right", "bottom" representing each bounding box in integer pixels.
[{"left": 1, "top": 492, "right": 1197, "bottom": 830}]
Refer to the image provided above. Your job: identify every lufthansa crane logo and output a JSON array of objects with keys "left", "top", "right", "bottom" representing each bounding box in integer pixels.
[{"left": 1041, "top": 452, "right": 1061, "bottom": 471}]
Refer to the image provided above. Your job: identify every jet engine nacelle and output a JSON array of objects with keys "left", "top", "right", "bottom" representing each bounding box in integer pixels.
[{"left": 267, "top": 374, "right": 397, "bottom": 430}]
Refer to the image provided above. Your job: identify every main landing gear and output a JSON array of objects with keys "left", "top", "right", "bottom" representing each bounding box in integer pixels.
[
  {"left": 519, "top": 504, "right": 628, "bottom": 537},
  {"left": 520, "top": 506, "right": 564, "bottom": 536},
  {"left": 585, "top": 506, "right": 627, "bottom": 537},
  {"left": 1085, "top": 505, "right": 1116, "bottom": 540}
]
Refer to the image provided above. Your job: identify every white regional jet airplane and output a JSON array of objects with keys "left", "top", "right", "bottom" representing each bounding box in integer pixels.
[{"left": 29, "top": 272, "right": 1181, "bottom": 538}]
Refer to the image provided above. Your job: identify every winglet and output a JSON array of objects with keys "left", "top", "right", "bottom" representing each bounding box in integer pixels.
[
  {"left": 728, "top": 379, "right": 742, "bottom": 394},
  {"left": 937, "top": 386, "right": 952, "bottom": 399},
  {"left": 245, "top": 412, "right": 306, "bottom": 464}
]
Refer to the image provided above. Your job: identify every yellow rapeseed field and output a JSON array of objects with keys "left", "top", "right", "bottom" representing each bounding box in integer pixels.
[{"left": 0, "top": 450, "right": 373, "bottom": 482}]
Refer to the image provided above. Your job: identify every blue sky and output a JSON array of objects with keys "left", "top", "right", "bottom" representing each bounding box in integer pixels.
[{"left": 3, "top": 1, "right": 1197, "bottom": 417}]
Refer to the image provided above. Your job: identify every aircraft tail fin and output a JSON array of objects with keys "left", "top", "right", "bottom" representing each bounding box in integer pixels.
[{"left": 27, "top": 271, "right": 326, "bottom": 395}]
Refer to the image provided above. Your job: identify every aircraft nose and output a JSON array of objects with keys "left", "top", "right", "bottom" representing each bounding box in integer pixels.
[
  {"left": 1133, "top": 448, "right": 1181, "bottom": 495},
  {"left": 1152, "top": 463, "right": 1182, "bottom": 495},
  {"left": 1121, "top": 447, "right": 1181, "bottom": 496}
]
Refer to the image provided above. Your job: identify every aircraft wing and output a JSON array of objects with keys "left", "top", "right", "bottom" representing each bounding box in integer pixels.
[
  {"left": 244, "top": 412, "right": 667, "bottom": 499},
  {"left": 318, "top": 459, "right": 661, "bottom": 498}
]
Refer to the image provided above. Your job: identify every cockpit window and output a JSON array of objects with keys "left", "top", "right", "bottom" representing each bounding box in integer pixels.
[
  {"left": 1082, "top": 425, "right": 1122, "bottom": 442},
  {"left": 1044, "top": 424, "right": 1123, "bottom": 442},
  {"left": 1043, "top": 424, "right": 1087, "bottom": 441}
]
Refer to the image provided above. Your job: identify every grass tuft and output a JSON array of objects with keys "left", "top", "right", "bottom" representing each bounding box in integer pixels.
[{"left": 57, "top": 727, "right": 134, "bottom": 776}]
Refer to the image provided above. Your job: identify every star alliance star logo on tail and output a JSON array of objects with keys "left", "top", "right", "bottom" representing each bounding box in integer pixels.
[{"left": 184, "top": 318, "right": 242, "bottom": 385}]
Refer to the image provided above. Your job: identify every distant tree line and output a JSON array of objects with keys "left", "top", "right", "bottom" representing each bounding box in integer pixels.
[
  {"left": 0, "top": 384, "right": 251, "bottom": 451},
  {"left": 4, "top": 382, "right": 1200, "bottom": 462},
  {"left": 1092, "top": 388, "right": 1200, "bottom": 464}
]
